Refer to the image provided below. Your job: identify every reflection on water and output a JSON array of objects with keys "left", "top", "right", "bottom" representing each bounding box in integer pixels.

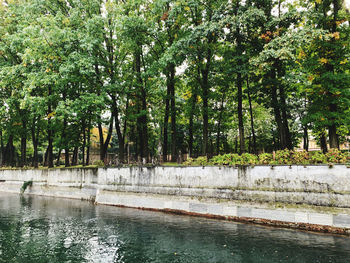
[{"left": 0, "top": 193, "right": 350, "bottom": 263}]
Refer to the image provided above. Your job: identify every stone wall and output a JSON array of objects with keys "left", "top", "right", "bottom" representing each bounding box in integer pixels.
[{"left": 1, "top": 165, "right": 350, "bottom": 234}]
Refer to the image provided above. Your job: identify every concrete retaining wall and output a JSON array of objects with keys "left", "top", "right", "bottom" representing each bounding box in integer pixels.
[{"left": 1, "top": 165, "right": 350, "bottom": 234}]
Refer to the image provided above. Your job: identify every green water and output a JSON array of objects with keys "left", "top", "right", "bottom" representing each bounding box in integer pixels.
[{"left": 0, "top": 193, "right": 350, "bottom": 263}]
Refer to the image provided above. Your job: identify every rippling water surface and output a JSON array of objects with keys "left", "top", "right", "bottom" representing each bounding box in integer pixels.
[{"left": 0, "top": 193, "right": 350, "bottom": 262}]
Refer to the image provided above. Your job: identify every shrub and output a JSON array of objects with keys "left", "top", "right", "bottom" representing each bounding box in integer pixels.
[
  {"left": 292, "top": 150, "right": 309, "bottom": 164},
  {"left": 325, "top": 149, "right": 347, "bottom": 163},
  {"left": 210, "top": 153, "right": 242, "bottom": 165},
  {"left": 92, "top": 160, "right": 105, "bottom": 167},
  {"left": 210, "top": 154, "right": 232, "bottom": 165},
  {"left": 274, "top": 149, "right": 292, "bottom": 164},
  {"left": 241, "top": 153, "right": 259, "bottom": 165},
  {"left": 258, "top": 153, "right": 273, "bottom": 164},
  {"left": 310, "top": 151, "right": 327, "bottom": 164},
  {"left": 205, "top": 149, "right": 349, "bottom": 167},
  {"left": 184, "top": 156, "right": 208, "bottom": 166}
]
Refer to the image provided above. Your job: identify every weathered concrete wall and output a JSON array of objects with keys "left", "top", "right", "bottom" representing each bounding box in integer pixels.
[{"left": 0, "top": 165, "right": 350, "bottom": 233}]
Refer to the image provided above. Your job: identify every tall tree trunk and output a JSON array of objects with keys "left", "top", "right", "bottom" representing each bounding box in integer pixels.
[
  {"left": 247, "top": 77, "right": 257, "bottom": 154},
  {"left": 0, "top": 130, "right": 3, "bottom": 165},
  {"left": 188, "top": 87, "right": 197, "bottom": 157},
  {"left": 163, "top": 86, "right": 170, "bottom": 162},
  {"left": 65, "top": 148, "right": 70, "bottom": 167},
  {"left": 4, "top": 135, "right": 15, "bottom": 167},
  {"left": 270, "top": 70, "right": 284, "bottom": 149},
  {"left": 82, "top": 120, "right": 86, "bottom": 166},
  {"left": 327, "top": 0, "right": 340, "bottom": 149},
  {"left": 279, "top": 83, "right": 293, "bottom": 149},
  {"left": 303, "top": 126, "right": 309, "bottom": 151},
  {"left": 170, "top": 65, "right": 177, "bottom": 162},
  {"left": 56, "top": 149, "right": 61, "bottom": 166},
  {"left": 86, "top": 118, "right": 91, "bottom": 165},
  {"left": 236, "top": 20, "right": 245, "bottom": 154},
  {"left": 31, "top": 118, "right": 39, "bottom": 168},
  {"left": 329, "top": 124, "right": 339, "bottom": 149},
  {"left": 202, "top": 71, "right": 209, "bottom": 156},
  {"left": 216, "top": 91, "right": 226, "bottom": 155},
  {"left": 237, "top": 71, "right": 245, "bottom": 154},
  {"left": 20, "top": 117, "right": 27, "bottom": 167},
  {"left": 61, "top": 118, "right": 69, "bottom": 167},
  {"left": 71, "top": 146, "right": 78, "bottom": 166},
  {"left": 47, "top": 86, "right": 54, "bottom": 168},
  {"left": 135, "top": 50, "right": 149, "bottom": 161},
  {"left": 112, "top": 99, "right": 125, "bottom": 163},
  {"left": 320, "top": 131, "right": 328, "bottom": 153}
]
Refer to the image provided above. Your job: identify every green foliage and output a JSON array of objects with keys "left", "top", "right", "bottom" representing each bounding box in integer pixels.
[
  {"left": 209, "top": 150, "right": 350, "bottom": 166},
  {"left": 310, "top": 151, "right": 327, "bottom": 164},
  {"left": 325, "top": 149, "right": 348, "bottom": 164},
  {"left": 274, "top": 150, "right": 292, "bottom": 165},
  {"left": 258, "top": 153, "right": 273, "bottom": 165},
  {"left": 291, "top": 150, "right": 309, "bottom": 165},
  {"left": 184, "top": 156, "right": 208, "bottom": 166},
  {"left": 0, "top": 0, "right": 349, "bottom": 168},
  {"left": 92, "top": 160, "right": 105, "bottom": 167}
]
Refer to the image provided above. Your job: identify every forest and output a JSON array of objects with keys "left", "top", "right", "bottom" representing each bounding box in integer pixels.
[{"left": 0, "top": 0, "right": 349, "bottom": 167}]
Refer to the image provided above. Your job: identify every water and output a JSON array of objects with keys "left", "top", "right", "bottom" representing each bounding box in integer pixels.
[{"left": 0, "top": 193, "right": 350, "bottom": 263}]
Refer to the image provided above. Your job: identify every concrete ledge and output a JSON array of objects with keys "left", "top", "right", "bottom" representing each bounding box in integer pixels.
[
  {"left": 1, "top": 166, "right": 350, "bottom": 234},
  {"left": 96, "top": 190, "right": 350, "bottom": 235}
]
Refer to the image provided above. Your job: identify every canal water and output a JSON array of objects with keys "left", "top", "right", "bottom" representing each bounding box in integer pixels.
[{"left": 0, "top": 193, "right": 350, "bottom": 263}]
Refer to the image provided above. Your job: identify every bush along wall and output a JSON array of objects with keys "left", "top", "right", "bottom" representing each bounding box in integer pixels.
[{"left": 184, "top": 149, "right": 350, "bottom": 166}]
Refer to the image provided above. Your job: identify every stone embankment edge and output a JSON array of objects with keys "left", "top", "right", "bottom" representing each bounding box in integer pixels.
[{"left": 1, "top": 166, "right": 350, "bottom": 235}]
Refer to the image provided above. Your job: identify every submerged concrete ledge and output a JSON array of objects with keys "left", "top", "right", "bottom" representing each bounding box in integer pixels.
[{"left": 0, "top": 165, "right": 350, "bottom": 234}]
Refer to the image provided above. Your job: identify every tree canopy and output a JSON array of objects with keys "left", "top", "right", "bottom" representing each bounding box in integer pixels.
[{"left": 0, "top": 0, "right": 349, "bottom": 167}]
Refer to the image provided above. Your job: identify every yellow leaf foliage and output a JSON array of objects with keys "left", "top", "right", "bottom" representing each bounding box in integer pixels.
[
  {"left": 47, "top": 112, "right": 56, "bottom": 119},
  {"left": 318, "top": 58, "right": 328, "bottom": 64}
]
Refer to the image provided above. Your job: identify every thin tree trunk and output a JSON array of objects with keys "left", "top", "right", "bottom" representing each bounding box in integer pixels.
[
  {"left": 135, "top": 50, "right": 149, "bottom": 161},
  {"left": 47, "top": 91, "right": 54, "bottom": 168},
  {"left": 271, "top": 70, "right": 284, "bottom": 149},
  {"left": 82, "top": 120, "right": 86, "bottom": 166},
  {"left": 236, "top": 19, "right": 245, "bottom": 154},
  {"left": 202, "top": 71, "right": 209, "bottom": 156},
  {"left": 303, "top": 126, "right": 309, "bottom": 151},
  {"left": 247, "top": 77, "right": 257, "bottom": 154},
  {"left": 56, "top": 149, "right": 61, "bottom": 166},
  {"left": 112, "top": 101, "right": 125, "bottom": 163},
  {"left": 72, "top": 146, "right": 78, "bottom": 166},
  {"left": 163, "top": 86, "right": 170, "bottom": 162},
  {"left": 20, "top": 118, "right": 27, "bottom": 167},
  {"left": 216, "top": 91, "right": 226, "bottom": 155},
  {"left": 85, "top": 129, "right": 91, "bottom": 165},
  {"left": 237, "top": 71, "right": 245, "bottom": 154},
  {"left": 0, "top": 130, "right": 3, "bottom": 166},
  {"left": 188, "top": 87, "right": 197, "bottom": 157},
  {"left": 31, "top": 118, "right": 39, "bottom": 168},
  {"left": 170, "top": 65, "right": 177, "bottom": 162},
  {"left": 86, "top": 118, "right": 91, "bottom": 165}
]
